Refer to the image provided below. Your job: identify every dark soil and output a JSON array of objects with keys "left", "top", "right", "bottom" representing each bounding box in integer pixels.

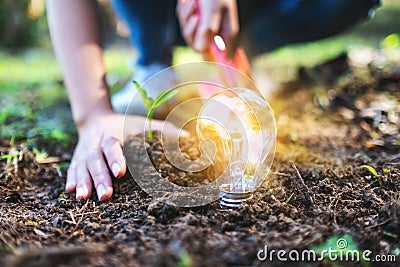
[{"left": 0, "top": 54, "right": 399, "bottom": 267}]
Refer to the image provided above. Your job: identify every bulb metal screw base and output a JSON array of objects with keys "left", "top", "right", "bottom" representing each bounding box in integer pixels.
[{"left": 219, "top": 184, "right": 253, "bottom": 208}]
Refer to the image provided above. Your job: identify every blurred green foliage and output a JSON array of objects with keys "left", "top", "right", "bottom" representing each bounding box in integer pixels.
[
  {"left": 255, "top": 4, "right": 400, "bottom": 82},
  {"left": 0, "top": 48, "right": 132, "bottom": 145},
  {"left": 0, "top": 0, "right": 48, "bottom": 48},
  {"left": 0, "top": 0, "right": 119, "bottom": 49},
  {"left": 0, "top": 0, "right": 400, "bottom": 148}
]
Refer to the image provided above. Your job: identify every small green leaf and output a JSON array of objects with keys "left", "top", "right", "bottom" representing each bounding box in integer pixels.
[
  {"left": 147, "top": 89, "right": 178, "bottom": 120},
  {"left": 284, "top": 193, "right": 294, "bottom": 204},
  {"left": 3, "top": 150, "right": 20, "bottom": 160},
  {"left": 133, "top": 81, "right": 179, "bottom": 141},
  {"left": 33, "top": 148, "right": 48, "bottom": 162},
  {"left": 0, "top": 154, "right": 11, "bottom": 160},
  {"left": 133, "top": 80, "right": 148, "bottom": 101},
  {"left": 153, "top": 89, "right": 178, "bottom": 110},
  {"left": 360, "top": 165, "right": 383, "bottom": 186},
  {"left": 133, "top": 80, "right": 156, "bottom": 141},
  {"left": 360, "top": 165, "right": 379, "bottom": 177},
  {"left": 133, "top": 80, "right": 154, "bottom": 112}
]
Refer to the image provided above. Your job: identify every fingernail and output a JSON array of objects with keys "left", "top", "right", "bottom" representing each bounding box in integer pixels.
[
  {"left": 97, "top": 184, "right": 106, "bottom": 200},
  {"left": 65, "top": 182, "right": 75, "bottom": 192},
  {"left": 112, "top": 163, "right": 121, "bottom": 177},
  {"left": 76, "top": 187, "right": 86, "bottom": 200}
]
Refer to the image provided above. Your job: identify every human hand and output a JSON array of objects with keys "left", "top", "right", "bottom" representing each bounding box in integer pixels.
[
  {"left": 176, "top": 0, "right": 239, "bottom": 53},
  {"left": 66, "top": 110, "right": 179, "bottom": 201}
]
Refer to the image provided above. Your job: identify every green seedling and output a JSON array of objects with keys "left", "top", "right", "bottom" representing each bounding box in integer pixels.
[
  {"left": 0, "top": 150, "right": 20, "bottom": 161},
  {"left": 284, "top": 193, "right": 295, "bottom": 204},
  {"left": 360, "top": 165, "right": 378, "bottom": 177},
  {"left": 33, "top": 147, "right": 48, "bottom": 162},
  {"left": 133, "top": 81, "right": 178, "bottom": 141},
  {"left": 360, "top": 165, "right": 383, "bottom": 186},
  {"left": 1, "top": 145, "right": 22, "bottom": 177},
  {"left": 0, "top": 136, "right": 17, "bottom": 165}
]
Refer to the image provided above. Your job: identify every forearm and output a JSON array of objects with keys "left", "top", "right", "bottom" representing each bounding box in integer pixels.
[{"left": 47, "top": 0, "right": 112, "bottom": 130}]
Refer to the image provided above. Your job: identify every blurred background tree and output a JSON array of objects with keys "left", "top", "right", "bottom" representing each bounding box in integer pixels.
[
  {"left": 0, "top": 0, "right": 119, "bottom": 48},
  {"left": 1, "top": 0, "right": 399, "bottom": 49},
  {"left": 0, "top": 0, "right": 47, "bottom": 47},
  {"left": 0, "top": 0, "right": 399, "bottom": 145}
]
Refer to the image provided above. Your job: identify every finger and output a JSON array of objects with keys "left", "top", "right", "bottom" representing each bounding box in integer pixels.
[
  {"left": 75, "top": 161, "right": 93, "bottom": 200},
  {"left": 177, "top": 0, "right": 196, "bottom": 28},
  {"left": 66, "top": 161, "right": 77, "bottom": 192},
  {"left": 175, "top": 0, "right": 187, "bottom": 14},
  {"left": 101, "top": 134, "right": 126, "bottom": 178},
  {"left": 194, "top": 4, "right": 222, "bottom": 52},
  {"left": 182, "top": 15, "right": 199, "bottom": 47},
  {"left": 86, "top": 150, "right": 113, "bottom": 201},
  {"left": 220, "top": 3, "right": 239, "bottom": 50}
]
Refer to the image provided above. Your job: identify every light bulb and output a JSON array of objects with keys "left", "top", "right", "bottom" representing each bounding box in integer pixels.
[{"left": 197, "top": 88, "right": 276, "bottom": 208}]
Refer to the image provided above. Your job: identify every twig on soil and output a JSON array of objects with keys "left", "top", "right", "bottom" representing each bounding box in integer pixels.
[
  {"left": 388, "top": 153, "right": 400, "bottom": 162},
  {"left": 290, "top": 161, "right": 307, "bottom": 187},
  {"left": 365, "top": 219, "right": 391, "bottom": 229},
  {"left": 77, "top": 199, "right": 90, "bottom": 214},
  {"left": 274, "top": 168, "right": 315, "bottom": 207},
  {"left": 290, "top": 161, "right": 315, "bottom": 207},
  {"left": 272, "top": 172, "right": 291, "bottom": 177},
  {"left": 329, "top": 190, "right": 350, "bottom": 230},
  {"left": 66, "top": 200, "right": 90, "bottom": 239},
  {"left": 68, "top": 210, "right": 76, "bottom": 225},
  {"left": 73, "top": 212, "right": 87, "bottom": 230},
  {"left": 64, "top": 211, "right": 100, "bottom": 225},
  {"left": 332, "top": 197, "right": 340, "bottom": 230},
  {"left": 77, "top": 211, "right": 99, "bottom": 216},
  {"left": 274, "top": 172, "right": 301, "bottom": 187}
]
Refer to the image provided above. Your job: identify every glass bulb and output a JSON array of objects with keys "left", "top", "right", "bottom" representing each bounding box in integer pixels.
[{"left": 197, "top": 87, "right": 276, "bottom": 208}]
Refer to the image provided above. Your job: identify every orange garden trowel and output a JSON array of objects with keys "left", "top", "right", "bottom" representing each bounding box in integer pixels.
[
  {"left": 194, "top": 0, "right": 252, "bottom": 97},
  {"left": 207, "top": 35, "right": 251, "bottom": 79}
]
